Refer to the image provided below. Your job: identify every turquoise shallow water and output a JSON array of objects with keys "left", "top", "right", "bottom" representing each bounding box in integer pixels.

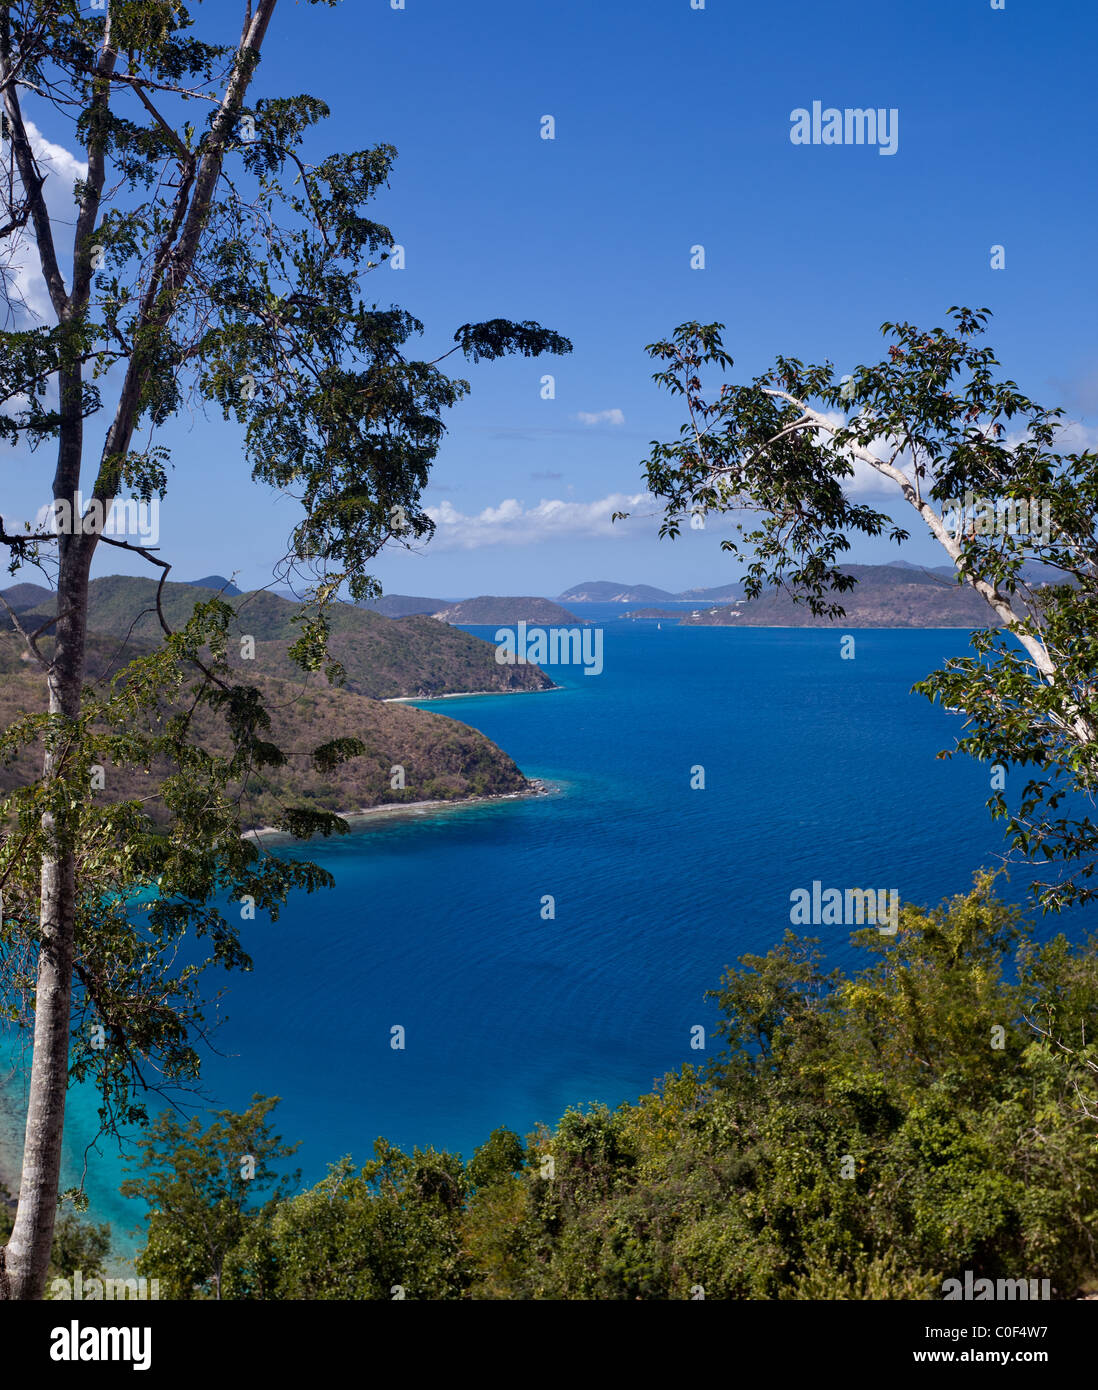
[{"left": 4, "top": 621, "right": 1095, "bottom": 1251}]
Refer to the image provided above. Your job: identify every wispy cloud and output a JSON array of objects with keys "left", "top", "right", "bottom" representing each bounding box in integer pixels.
[
  {"left": 574, "top": 408, "right": 625, "bottom": 427},
  {"left": 424, "top": 492, "right": 652, "bottom": 551}
]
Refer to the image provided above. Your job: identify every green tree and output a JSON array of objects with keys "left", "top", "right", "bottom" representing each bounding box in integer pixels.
[
  {"left": 462, "top": 1128, "right": 531, "bottom": 1299},
  {"left": 229, "top": 1140, "right": 470, "bottom": 1300},
  {"left": 466, "top": 1126, "right": 525, "bottom": 1191},
  {"left": 120, "top": 1093, "right": 298, "bottom": 1300},
  {"left": 627, "top": 308, "right": 1098, "bottom": 910},
  {"left": 0, "top": 0, "right": 569, "bottom": 1300}
]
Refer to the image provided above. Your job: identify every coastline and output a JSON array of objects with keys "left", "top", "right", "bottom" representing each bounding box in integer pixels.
[
  {"left": 243, "top": 777, "right": 556, "bottom": 844},
  {"left": 245, "top": 682, "right": 562, "bottom": 843},
  {"left": 382, "top": 684, "right": 561, "bottom": 703}
]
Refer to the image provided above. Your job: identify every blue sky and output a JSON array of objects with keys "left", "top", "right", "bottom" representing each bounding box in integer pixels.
[{"left": 6, "top": 0, "right": 1098, "bottom": 597}]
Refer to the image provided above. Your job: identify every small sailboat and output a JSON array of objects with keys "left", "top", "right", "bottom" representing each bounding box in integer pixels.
[{"left": 657, "top": 622, "right": 662, "bottom": 630}]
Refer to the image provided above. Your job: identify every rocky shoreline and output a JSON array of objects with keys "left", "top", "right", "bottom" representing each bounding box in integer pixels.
[{"left": 243, "top": 777, "right": 556, "bottom": 844}]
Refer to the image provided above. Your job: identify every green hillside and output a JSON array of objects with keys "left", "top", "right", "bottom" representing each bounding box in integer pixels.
[
  {"left": 13, "top": 576, "right": 555, "bottom": 698},
  {"left": 0, "top": 659, "right": 531, "bottom": 830}
]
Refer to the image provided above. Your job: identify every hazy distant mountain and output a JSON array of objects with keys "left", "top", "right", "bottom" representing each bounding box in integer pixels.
[
  {"left": 561, "top": 563, "right": 1069, "bottom": 615},
  {"left": 434, "top": 596, "right": 583, "bottom": 625},
  {"left": 883, "top": 560, "right": 956, "bottom": 577},
  {"left": 680, "top": 582, "right": 745, "bottom": 602},
  {"left": 185, "top": 574, "right": 242, "bottom": 595},
  {"left": 886, "top": 558, "right": 1067, "bottom": 586},
  {"left": 679, "top": 564, "right": 1006, "bottom": 627},
  {"left": 559, "top": 580, "right": 677, "bottom": 603},
  {"left": 362, "top": 594, "right": 449, "bottom": 618}
]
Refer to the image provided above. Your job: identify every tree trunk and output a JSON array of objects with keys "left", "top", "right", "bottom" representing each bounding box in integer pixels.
[{"left": 3, "top": 424, "right": 92, "bottom": 1301}]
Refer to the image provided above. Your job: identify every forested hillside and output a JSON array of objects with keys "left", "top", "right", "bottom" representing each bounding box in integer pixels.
[
  {"left": 0, "top": 657, "right": 530, "bottom": 829},
  {"left": 6, "top": 577, "right": 555, "bottom": 698}
]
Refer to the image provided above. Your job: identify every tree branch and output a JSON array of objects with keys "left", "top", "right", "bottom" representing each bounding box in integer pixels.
[{"left": 0, "top": 10, "right": 68, "bottom": 319}]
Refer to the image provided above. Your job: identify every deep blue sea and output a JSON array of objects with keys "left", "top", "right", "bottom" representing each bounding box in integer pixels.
[{"left": 7, "top": 617, "right": 1096, "bottom": 1253}]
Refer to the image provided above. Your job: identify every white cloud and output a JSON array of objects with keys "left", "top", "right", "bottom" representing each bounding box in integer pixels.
[
  {"left": 798, "top": 409, "right": 899, "bottom": 497},
  {"left": 25, "top": 118, "right": 87, "bottom": 190},
  {"left": 424, "top": 492, "right": 652, "bottom": 551},
  {"left": 8, "top": 120, "right": 87, "bottom": 321},
  {"left": 574, "top": 408, "right": 625, "bottom": 427}
]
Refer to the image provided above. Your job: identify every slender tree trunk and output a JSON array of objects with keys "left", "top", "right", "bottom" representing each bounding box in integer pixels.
[
  {"left": 3, "top": 345, "right": 92, "bottom": 1299},
  {"left": 4, "top": 556, "right": 90, "bottom": 1299}
]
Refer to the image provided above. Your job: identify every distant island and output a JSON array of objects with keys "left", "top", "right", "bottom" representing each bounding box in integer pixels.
[
  {"left": 363, "top": 593, "right": 453, "bottom": 617},
  {"left": 431, "top": 596, "right": 585, "bottom": 625},
  {"left": 678, "top": 564, "right": 1004, "bottom": 627},
  {"left": 357, "top": 582, "right": 738, "bottom": 611},
  {"left": 624, "top": 608, "right": 689, "bottom": 621},
  {"left": 558, "top": 580, "right": 679, "bottom": 603},
  {"left": 559, "top": 579, "right": 746, "bottom": 604}
]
